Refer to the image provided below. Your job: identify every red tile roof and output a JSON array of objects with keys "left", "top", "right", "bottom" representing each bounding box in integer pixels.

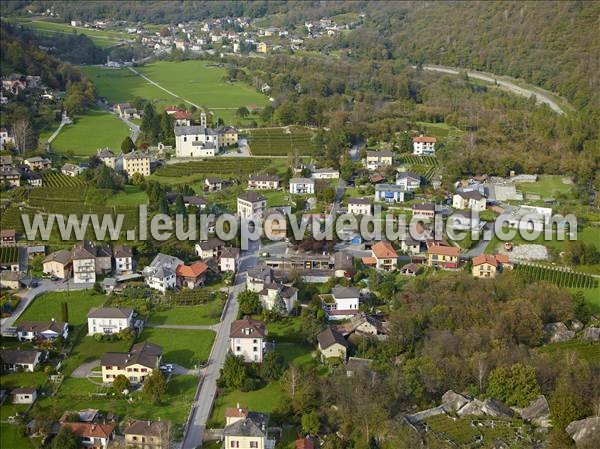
[
  {"left": 372, "top": 241, "right": 398, "bottom": 259},
  {"left": 174, "top": 110, "right": 191, "bottom": 119},
  {"left": 296, "top": 437, "right": 315, "bottom": 449},
  {"left": 428, "top": 244, "right": 460, "bottom": 257},
  {"left": 62, "top": 422, "right": 115, "bottom": 440},
  {"left": 473, "top": 254, "right": 510, "bottom": 267},
  {"left": 176, "top": 261, "right": 208, "bottom": 278},
  {"left": 225, "top": 407, "right": 249, "bottom": 418},
  {"left": 413, "top": 135, "right": 437, "bottom": 143},
  {"left": 361, "top": 256, "right": 377, "bottom": 265}
]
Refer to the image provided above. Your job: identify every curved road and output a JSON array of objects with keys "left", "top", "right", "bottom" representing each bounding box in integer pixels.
[{"left": 416, "top": 64, "right": 569, "bottom": 115}]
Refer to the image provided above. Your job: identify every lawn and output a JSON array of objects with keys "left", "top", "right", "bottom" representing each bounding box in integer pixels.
[
  {"left": 274, "top": 342, "right": 315, "bottom": 368},
  {"left": 208, "top": 381, "right": 286, "bottom": 427},
  {"left": 138, "top": 328, "right": 215, "bottom": 368},
  {"left": 515, "top": 175, "right": 573, "bottom": 199},
  {"left": 0, "top": 371, "right": 48, "bottom": 390},
  {"left": 50, "top": 109, "right": 130, "bottom": 156},
  {"left": 106, "top": 185, "right": 149, "bottom": 206},
  {"left": 0, "top": 423, "right": 34, "bottom": 449},
  {"left": 60, "top": 335, "right": 133, "bottom": 376},
  {"left": 16, "top": 290, "right": 106, "bottom": 326},
  {"left": 35, "top": 375, "right": 198, "bottom": 425},
  {"left": 148, "top": 300, "right": 223, "bottom": 326},
  {"left": 539, "top": 340, "right": 600, "bottom": 362}
]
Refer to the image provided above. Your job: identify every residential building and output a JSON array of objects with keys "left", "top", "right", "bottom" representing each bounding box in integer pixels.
[
  {"left": 246, "top": 266, "right": 272, "bottom": 293},
  {"left": 237, "top": 191, "right": 267, "bottom": 219},
  {"left": 263, "top": 208, "right": 288, "bottom": 239},
  {"left": 366, "top": 241, "right": 398, "bottom": 271},
  {"left": 257, "top": 41, "right": 268, "bottom": 53},
  {"left": 0, "top": 154, "right": 13, "bottom": 168},
  {"left": 113, "top": 245, "right": 134, "bottom": 275},
  {"left": 97, "top": 148, "right": 116, "bottom": 169},
  {"left": 412, "top": 135, "right": 436, "bottom": 155},
  {"left": 349, "top": 313, "right": 388, "bottom": 338},
  {"left": 0, "top": 271, "right": 22, "bottom": 289},
  {"left": 173, "top": 109, "right": 191, "bottom": 126},
  {"left": 427, "top": 243, "right": 460, "bottom": 269},
  {"left": 347, "top": 198, "right": 372, "bottom": 215},
  {"left": 0, "top": 166, "right": 21, "bottom": 186},
  {"left": 248, "top": 174, "right": 280, "bottom": 190},
  {"left": 396, "top": 172, "right": 421, "bottom": 191},
  {"left": 143, "top": 253, "right": 184, "bottom": 293},
  {"left": 264, "top": 251, "right": 353, "bottom": 281},
  {"left": 204, "top": 176, "right": 223, "bottom": 192},
  {"left": 220, "top": 247, "right": 240, "bottom": 272},
  {"left": 452, "top": 191, "right": 486, "bottom": 212},
  {"left": 412, "top": 203, "right": 436, "bottom": 220},
  {"left": 400, "top": 235, "right": 424, "bottom": 256},
  {"left": 16, "top": 321, "right": 68, "bottom": 341},
  {"left": 166, "top": 192, "right": 208, "bottom": 210},
  {"left": 71, "top": 241, "right": 112, "bottom": 284},
  {"left": 472, "top": 254, "right": 512, "bottom": 278},
  {"left": 374, "top": 184, "right": 408, "bottom": 202},
  {"left": 0, "top": 349, "right": 42, "bottom": 373},
  {"left": 87, "top": 308, "right": 133, "bottom": 336},
  {"left": 101, "top": 341, "right": 162, "bottom": 385},
  {"left": 176, "top": 261, "right": 208, "bottom": 289},
  {"left": 217, "top": 126, "right": 239, "bottom": 146},
  {"left": 0, "top": 128, "right": 15, "bottom": 150},
  {"left": 195, "top": 237, "right": 225, "bottom": 259},
  {"left": 123, "top": 419, "right": 169, "bottom": 449},
  {"left": 42, "top": 249, "right": 72, "bottom": 279},
  {"left": 61, "top": 163, "right": 83, "bottom": 177},
  {"left": 27, "top": 172, "right": 43, "bottom": 187},
  {"left": 258, "top": 283, "right": 297, "bottom": 314},
  {"left": 317, "top": 327, "right": 348, "bottom": 361},
  {"left": 365, "top": 150, "right": 394, "bottom": 170},
  {"left": 289, "top": 177, "right": 315, "bottom": 195},
  {"left": 230, "top": 316, "right": 267, "bottom": 363},
  {"left": 24, "top": 156, "right": 51, "bottom": 170},
  {"left": 321, "top": 285, "right": 360, "bottom": 320},
  {"left": 223, "top": 407, "right": 269, "bottom": 449},
  {"left": 0, "top": 228, "right": 16, "bottom": 246},
  {"left": 311, "top": 168, "right": 339, "bottom": 179},
  {"left": 11, "top": 387, "right": 37, "bottom": 405},
  {"left": 60, "top": 422, "right": 116, "bottom": 449},
  {"left": 400, "top": 263, "right": 420, "bottom": 276},
  {"left": 123, "top": 151, "right": 151, "bottom": 177},
  {"left": 174, "top": 125, "right": 220, "bottom": 157}
]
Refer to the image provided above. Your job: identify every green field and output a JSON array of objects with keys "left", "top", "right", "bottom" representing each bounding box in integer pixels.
[
  {"left": 0, "top": 423, "right": 34, "bottom": 449},
  {"left": 148, "top": 300, "right": 223, "bottom": 326},
  {"left": 16, "top": 290, "right": 106, "bottom": 326},
  {"left": 247, "top": 127, "right": 318, "bottom": 156},
  {"left": 61, "top": 335, "right": 133, "bottom": 376},
  {"left": 106, "top": 185, "right": 149, "bottom": 206},
  {"left": 515, "top": 175, "right": 574, "bottom": 199},
  {"left": 8, "top": 17, "right": 132, "bottom": 48},
  {"left": 50, "top": 109, "right": 130, "bottom": 156},
  {"left": 151, "top": 158, "right": 273, "bottom": 185},
  {"left": 138, "top": 328, "right": 215, "bottom": 368},
  {"left": 539, "top": 340, "right": 600, "bottom": 362}
]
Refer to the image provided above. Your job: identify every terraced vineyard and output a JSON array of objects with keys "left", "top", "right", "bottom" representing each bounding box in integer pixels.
[
  {"left": 515, "top": 263, "right": 597, "bottom": 289},
  {"left": 0, "top": 246, "right": 19, "bottom": 264},
  {"left": 154, "top": 158, "right": 271, "bottom": 178},
  {"left": 397, "top": 155, "right": 439, "bottom": 180},
  {"left": 43, "top": 172, "right": 84, "bottom": 188},
  {"left": 248, "top": 127, "right": 318, "bottom": 156}
]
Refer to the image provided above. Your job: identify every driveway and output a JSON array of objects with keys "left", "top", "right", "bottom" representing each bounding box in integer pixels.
[{"left": 72, "top": 360, "right": 100, "bottom": 378}]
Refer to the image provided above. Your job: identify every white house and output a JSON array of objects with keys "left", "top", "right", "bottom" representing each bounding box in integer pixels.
[
  {"left": 375, "top": 184, "right": 408, "bottom": 203},
  {"left": 223, "top": 409, "right": 269, "bottom": 449},
  {"left": 395, "top": 172, "right": 421, "bottom": 191},
  {"left": 220, "top": 247, "right": 240, "bottom": 272},
  {"left": 289, "top": 178, "right": 315, "bottom": 195},
  {"left": 71, "top": 241, "right": 98, "bottom": 284},
  {"left": 142, "top": 253, "right": 183, "bottom": 293},
  {"left": 195, "top": 237, "right": 225, "bottom": 259},
  {"left": 311, "top": 168, "right": 339, "bottom": 179},
  {"left": 237, "top": 191, "right": 267, "bottom": 219},
  {"left": 365, "top": 151, "right": 394, "bottom": 170},
  {"left": 87, "top": 308, "right": 133, "bottom": 336},
  {"left": 229, "top": 316, "right": 267, "bottom": 363},
  {"left": 11, "top": 387, "right": 37, "bottom": 404},
  {"left": 61, "top": 163, "right": 82, "bottom": 177},
  {"left": 246, "top": 266, "right": 272, "bottom": 293},
  {"left": 0, "top": 349, "right": 42, "bottom": 372},
  {"left": 413, "top": 135, "right": 436, "bottom": 155},
  {"left": 258, "top": 283, "right": 297, "bottom": 314},
  {"left": 321, "top": 285, "right": 360, "bottom": 320},
  {"left": 60, "top": 422, "right": 116, "bottom": 449},
  {"left": 452, "top": 191, "right": 486, "bottom": 212},
  {"left": 347, "top": 198, "right": 372, "bottom": 215},
  {"left": 248, "top": 174, "right": 280, "bottom": 190},
  {"left": 113, "top": 245, "right": 133, "bottom": 275},
  {"left": 16, "top": 321, "right": 68, "bottom": 341},
  {"left": 174, "top": 125, "right": 220, "bottom": 157}
]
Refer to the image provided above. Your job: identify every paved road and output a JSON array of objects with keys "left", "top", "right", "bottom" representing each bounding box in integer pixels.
[
  {"left": 181, "top": 241, "right": 260, "bottom": 449},
  {"left": 47, "top": 112, "right": 72, "bottom": 144},
  {"left": 416, "top": 64, "right": 569, "bottom": 115},
  {"left": 0, "top": 280, "right": 93, "bottom": 335},
  {"left": 72, "top": 360, "right": 100, "bottom": 378}
]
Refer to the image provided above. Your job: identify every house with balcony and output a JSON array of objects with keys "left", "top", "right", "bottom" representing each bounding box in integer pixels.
[
  {"left": 101, "top": 341, "right": 162, "bottom": 385},
  {"left": 374, "top": 184, "right": 409, "bottom": 203},
  {"left": 412, "top": 135, "right": 436, "bottom": 155},
  {"left": 143, "top": 253, "right": 183, "bottom": 293},
  {"left": 248, "top": 174, "right": 280, "bottom": 190},
  {"left": 87, "top": 308, "right": 134, "bottom": 336},
  {"left": 347, "top": 198, "right": 372, "bottom": 215},
  {"left": 426, "top": 243, "right": 460, "bottom": 269},
  {"left": 237, "top": 191, "right": 267, "bottom": 219},
  {"left": 396, "top": 172, "right": 421, "bottom": 191},
  {"left": 229, "top": 316, "right": 267, "bottom": 363},
  {"left": 362, "top": 241, "right": 398, "bottom": 272},
  {"left": 113, "top": 245, "right": 134, "bottom": 275},
  {"left": 289, "top": 177, "right": 315, "bottom": 195},
  {"left": 364, "top": 150, "right": 394, "bottom": 171},
  {"left": 321, "top": 285, "right": 360, "bottom": 321}
]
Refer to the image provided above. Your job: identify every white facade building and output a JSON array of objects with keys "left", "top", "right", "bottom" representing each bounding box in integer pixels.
[
  {"left": 289, "top": 178, "right": 315, "bottom": 195},
  {"left": 229, "top": 317, "right": 267, "bottom": 363},
  {"left": 413, "top": 135, "right": 437, "bottom": 155},
  {"left": 87, "top": 308, "right": 134, "bottom": 336},
  {"left": 174, "top": 125, "right": 220, "bottom": 157}
]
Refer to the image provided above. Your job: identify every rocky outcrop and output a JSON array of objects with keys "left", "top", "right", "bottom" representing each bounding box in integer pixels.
[
  {"left": 441, "top": 390, "right": 470, "bottom": 413},
  {"left": 481, "top": 398, "right": 514, "bottom": 418},
  {"left": 544, "top": 322, "right": 575, "bottom": 343},
  {"left": 570, "top": 319, "right": 584, "bottom": 332},
  {"left": 566, "top": 417, "right": 600, "bottom": 447},
  {"left": 457, "top": 399, "right": 486, "bottom": 417},
  {"left": 583, "top": 327, "right": 600, "bottom": 342},
  {"left": 516, "top": 395, "right": 551, "bottom": 428}
]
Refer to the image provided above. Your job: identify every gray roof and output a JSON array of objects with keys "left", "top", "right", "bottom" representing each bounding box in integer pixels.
[
  {"left": 375, "top": 184, "right": 405, "bottom": 192},
  {"left": 113, "top": 245, "right": 132, "bottom": 258},
  {"left": 366, "top": 150, "right": 394, "bottom": 157},
  {"left": 331, "top": 285, "right": 360, "bottom": 299},
  {"left": 249, "top": 174, "right": 279, "bottom": 182},
  {"left": 0, "top": 349, "right": 41, "bottom": 365},
  {"left": 87, "top": 307, "right": 133, "bottom": 319},
  {"left": 197, "top": 237, "right": 225, "bottom": 250},
  {"left": 223, "top": 412, "right": 268, "bottom": 437},
  {"left": 42, "top": 249, "right": 70, "bottom": 265},
  {"left": 348, "top": 197, "right": 371, "bottom": 204},
  {"left": 144, "top": 253, "right": 184, "bottom": 279},
  {"left": 124, "top": 419, "right": 168, "bottom": 437},
  {"left": 16, "top": 321, "right": 67, "bottom": 334},
  {"left": 317, "top": 327, "right": 348, "bottom": 349},
  {"left": 457, "top": 190, "right": 484, "bottom": 200},
  {"left": 238, "top": 191, "right": 266, "bottom": 203},
  {"left": 396, "top": 172, "right": 421, "bottom": 181},
  {"left": 221, "top": 246, "right": 240, "bottom": 259},
  {"left": 412, "top": 203, "right": 435, "bottom": 211},
  {"left": 174, "top": 125, "right": 218, "bottom": 136},
  {"left": 289, "top": 177, "right": 314, "bottom": 184},
  {"left": 101, "top": 341, "right": 162, "bottom": 369}
]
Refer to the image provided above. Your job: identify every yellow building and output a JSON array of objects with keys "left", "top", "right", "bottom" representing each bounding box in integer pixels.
[
  {"left": 101, "top": 342, "right": 162, "bottom": 385},
  {"left": 123, "top": 151, "right": 151, "bottom": 177},
  {"left": 217, "top": 126, "right": 239, "bottom": 146},
  {"left": 257, "top": 42, "right": 268, "bottom": 53},
  {"left": 317, "top": 327, "right": 348, "bottom": 362},
  {"left": 124, "top": 419, "right": 169, "bottom": 449},
  {"left": 224, "top": 407, "right": 269, "bottom": 449},
  {"left": 472, "top": 254, "right": 511, "bottom": 278}
]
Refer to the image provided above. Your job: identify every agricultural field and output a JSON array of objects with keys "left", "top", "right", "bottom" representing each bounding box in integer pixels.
[
  {"left": 7, "top": 17, "right": 132, "bottom": 48},
  {"left": 514, "top": 175, "right": 574, "bottom": 199},
  {"left": 414, "top": 121, "right": 464, "bottom": 141},
  {"left": 137, "top": 328, "right": 215, "bottom": 368},
  {"left": 16, "top": 290, "right": 106, "bottom": 326},
  {"left": 396, "top": 155, "right": 439, "bottom": 180},
  {"left": 247, "top": 126, "right": 318, "bottom": 156},
  {"left": 42, "top": 171, "right": 84, "bottom": 188},
  {"left": 151, "top": 158, "right": 272, "bottom": 184},
  {"left": 50, "top": 109, "right": 130, "bottom": 157},
  {"left": 514, "top": 263, "right": 597, "bottom": 289},
  {"left": 0, "top": 246, "right": 19, "bottom": 264}
]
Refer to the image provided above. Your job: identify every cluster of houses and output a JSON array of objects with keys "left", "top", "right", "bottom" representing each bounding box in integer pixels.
[
  {"left": 0, "top": 153, "right": 57, "bottom": 187},
  {"left": 0, "top": 73, "right": 55, "bottom": 105},
  {"left": 96, "top": 148, "right": 152, "bottom": 178}
]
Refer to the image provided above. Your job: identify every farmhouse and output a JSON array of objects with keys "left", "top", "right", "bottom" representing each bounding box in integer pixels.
[
  {"left": 124, "top": 419, "right": 169, "bottom": 449},
  {"left": 60, "top": 422, "right": 116, "bottom": 449},
  {"left": 248, "top": 174, "right": 280, "bottom": 190},
  {"left": 289, "top": 177, "right": 315, "bottom": 195},
  {"left": 347, "top": 198, "right": 372, "bottom": 215},
  {"left": 237, "top": 191, "right": 267, "bottom": 219},
  {"left": 396, "top": 172, "right": 421, "bottom": 191},
  {"left": 412, "top": 135, "right": 437, "bottom": 155},
  {"left": 0, "top": 349, "right": 42, "bottom": 372},
  {"left": 452, "top": 191, "right": 486, "bottom": 212},
  {"left": 87, "top": 308, "right": 134, "bottom": 336},
  {"left": 321, "top": 285, "right": 360, "bottom": 320},
  {"left": 143, "top": 253, "right": 184, "bottom": 292},
  {"left": 375, "top": 184, "right": 408, "bottom": 203},
  {"left": 16, "top": 320, "right": 69, "bottom": 341},
  {"left": 472, "top": 254, "right": 512, "bottom": 278},
  {"left": 174, "top": 125, "right": 220, "bottom": 157},
  {"left": 224, "top": 407, "right": 270, "bottom": 449},
  {"left": 42, "top": 249, "right": 72, "bottom": 279},
  {"left": 97, "top": 148, "right": 116, "bottom": 169},
  {"left": 123, "top": 151, "right": 151, "bottom": 177},
  {"left": 317, "top": 327, "right": 348, "bottom": 361},
  {"left": 230, "top": 316, "right": 267, "bottom": 363},
  {"left": 365, "top": 150, "right": 394, "bottom": 170},
  {"left": 427, "top": 243, "right": 460, "bottom": 269},
  {"left": 101, "top": 341, "right": 162, "bottom": 385},
  {"left": 176, "top": 261, "right": 208, "bottom": 289},
  {"left": 24, "top": 156, "right": 51, "bottom": 170}
]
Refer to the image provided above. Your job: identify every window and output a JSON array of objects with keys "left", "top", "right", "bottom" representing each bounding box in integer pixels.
[
  {"left": 230, "top": 441, "right": 239, "bottom": 448},
  {"left": 250, "top": 442, "right": 258, "bottom": 448}
]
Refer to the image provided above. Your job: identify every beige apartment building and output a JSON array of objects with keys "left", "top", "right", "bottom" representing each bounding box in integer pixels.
[{"left": 123, "top": 151, "right": 151, "bottom": 177}]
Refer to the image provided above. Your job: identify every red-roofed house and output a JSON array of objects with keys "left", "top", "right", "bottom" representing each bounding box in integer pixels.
[
  {"left": 60, "top": 422, "right": 116, "bottom": 449},
  {"left": 174, "top": 109, "right": 192, "bottom": 127},
  {"left": 296, "top": 436, "right": 316, "bottom": 449},
  {"left": 371, "top": 241, "right": 398, "bottom": 271},
  {"left": 472, "top": 254, "right": 512, "bottom": 278},
  {"left": 176, "top": 261, "right": 208, "bottom": 289},
  {"left": 413, "top": 135, "right": 437, "bottom": 156},
  {"left": 427, "top": 243, "right": 460, "bottom": 269}
]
